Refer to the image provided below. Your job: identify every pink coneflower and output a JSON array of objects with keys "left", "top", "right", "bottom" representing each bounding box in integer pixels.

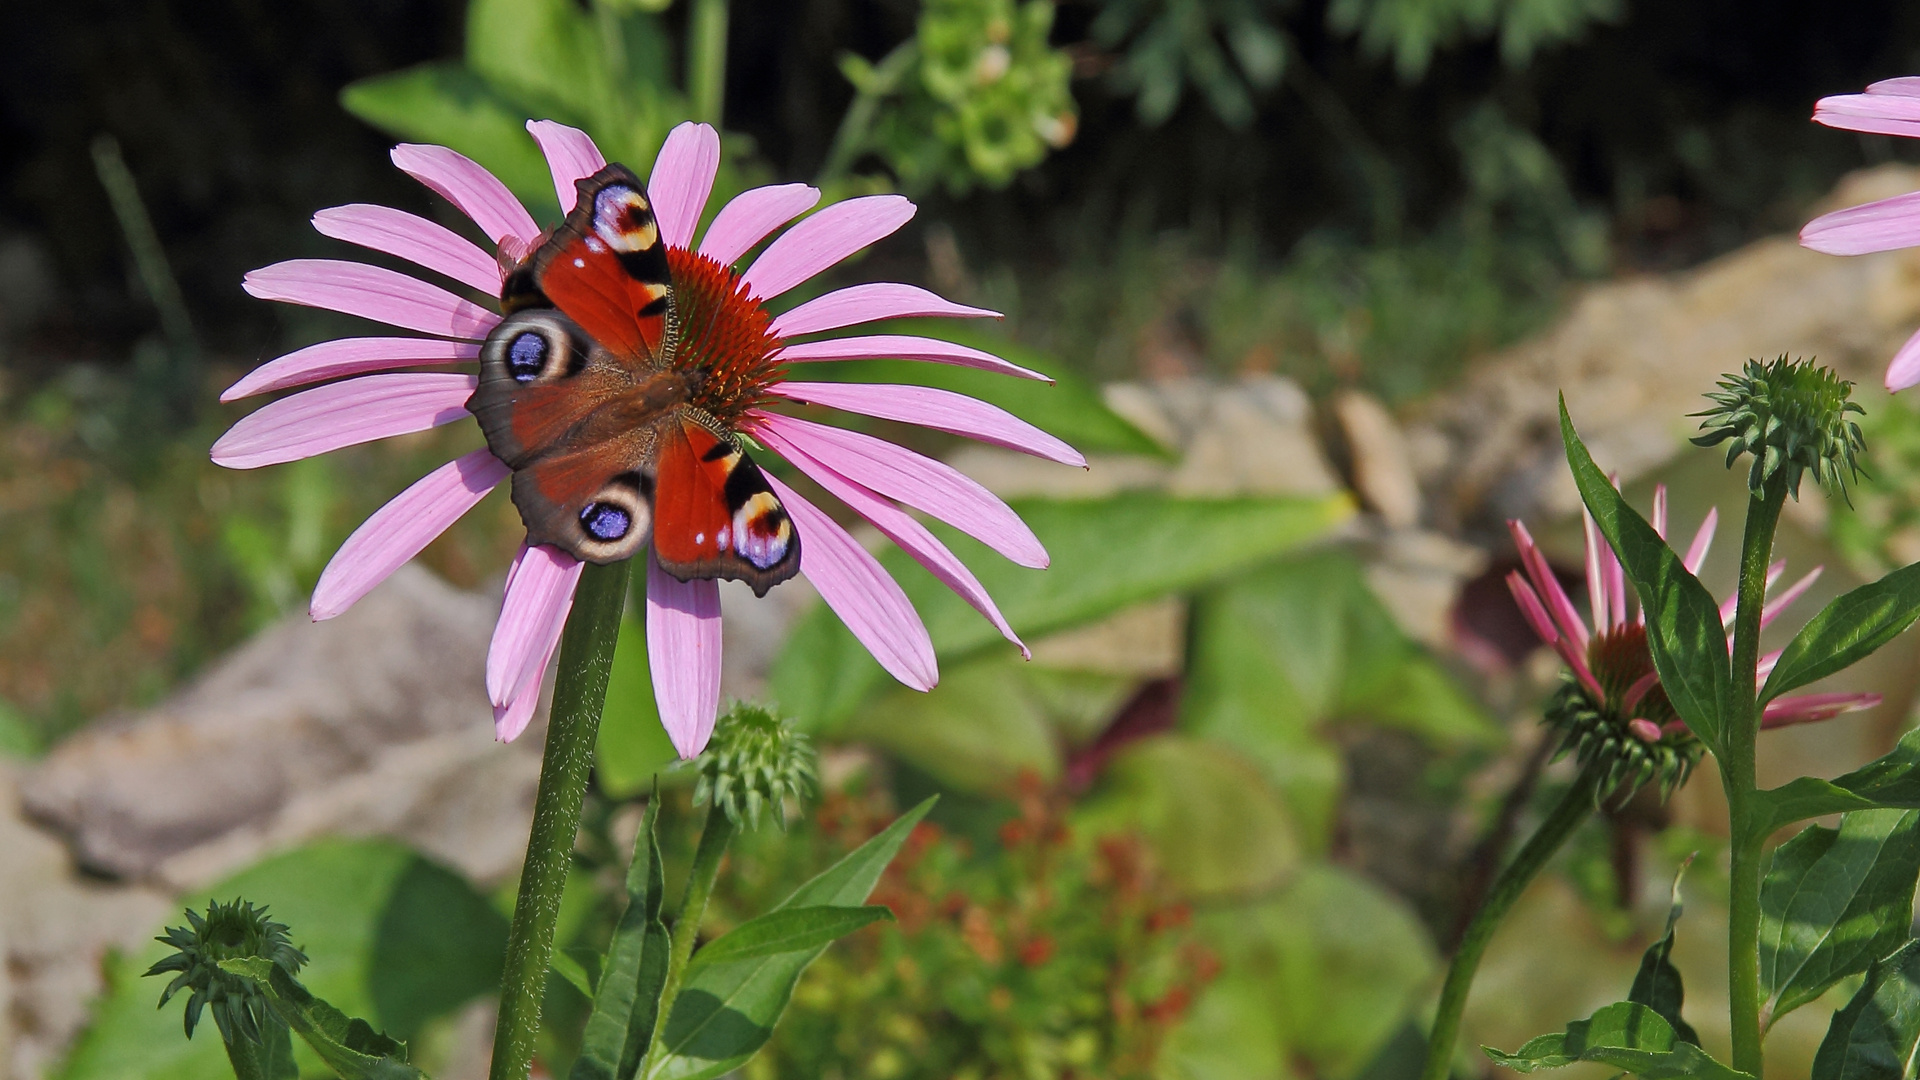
[
  {"left": 1800, "top": 77, "right": 1920, "bottom": 390},
  {"left": 1506, "top": 486, "right": 1878, "bottom": 793},
  {"left": 213, "top": 120, "right": 1078, "bottom": 756}
]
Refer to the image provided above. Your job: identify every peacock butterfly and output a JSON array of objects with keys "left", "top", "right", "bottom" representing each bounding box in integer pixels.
[{"left": 466, "top": 164, "right": 800, "bottom": 596}]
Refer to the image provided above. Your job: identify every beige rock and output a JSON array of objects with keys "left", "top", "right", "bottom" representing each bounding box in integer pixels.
[
  {"left": 1333, "top": 390, "right": 1423, "bottom": 528},
  {"left": 1027, "top": 598, "right": 1186, "bottom": 678},
  {"left": 1170, "top": 376, "right": 1340, "bottom": 497}
]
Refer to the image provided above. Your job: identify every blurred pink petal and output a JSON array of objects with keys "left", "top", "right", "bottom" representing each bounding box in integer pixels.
[
  {"left": 1800, "top": 191, "right": 1920, "bottom": 255},
  {"left": 487, "top": 544, "right": 582, "bottom": 708},
  {"left": 1761, "top": 566, "right": 1823, "bottom": 630},
  {"left": 1506, "top": 572, "right": 1603, "bottom": 699},
  {"left": 1623, "top": 672, "right": 1660, "bottom": 713},
  {"left": 312, "top": 449, "right": 509, "bottom": 620},
  {"left": 1651, "top": 485, "right": 1668, "bottom": 540},
  {"left": 699, "top": 183, "right": 820, "bottom": 266},
  {"left": 1721, "top": 559, "right": 1787, "bottom": 628},
  {"left": 767, "top": 382, "right": 1085, "bottom": 466},
  {"left": 244, "top": 260, "right": 500, "bottom": 339},
  {"left": 752, "top": 412, "right": 1047, "bottom": 568},
  {"left": 1509, "top": 520, "right": 1588, "bottom": 650},
  {"left": 1627, "top": 718, "right": 1664, "bottom": 743},
  {"left": 526, "top": 120, "right": 606, "bottom": 212},
  {"left": 494, "top": 629, "right": 559, "bottom": 742},
  {"left": 777, "top": 334, "right": 1049, "bottom": 381},
  {"left": 649, "top": 122, "right": 721, "bottom": 251},
  {"left": 760, "top": 426, "right": 1026, "bottom": 657},
  {"left": 311, "top": 204, "right": 502, "bottom": 294},
  {"left": 743, "top": 195, "right": 915, "bottom": 300},
  {"left": 645, "top": 551, "right": 723, "bottom": 758},
  {"left": 765, "top": 473, "right": 937, "bottom": 691},
  {"left": 211, "top": 373, "right": 477, "bottom": 469},
  {"left": 1758, "top": 647, "right": 1784, "bottom": 678},
  {"left": 1888, "top": 324, "right": 1920, "bottom": 392},
  {"left": 1683, "top": 508, "right": 1718, "bottom": 574},
  {"left": 221, "top": 337, "right": 479, "bottom": 401},
  {"left": 771, "top": 283, "right": 1000, "bottom": 337},
  {"left": 1763, "top": 692, "right": 1882, "bottom": 728},
  {"left": 1815, "top": 91, "right": 1920, "bottom": 138},
  {"left": 390, "top": 143, "right": 539, "bottom": 245}
]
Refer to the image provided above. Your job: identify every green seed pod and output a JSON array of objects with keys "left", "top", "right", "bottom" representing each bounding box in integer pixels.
[
  {"left": 693, "top": 704, "right": 818, "bottom": 831},
  {"left": 1692, "top": 356, "right": 1866, "bottom": 499}
]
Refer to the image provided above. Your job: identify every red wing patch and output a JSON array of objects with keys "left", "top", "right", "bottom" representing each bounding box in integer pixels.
[{"left": 652, "top": 415, "right": 799, "bottom": 595}]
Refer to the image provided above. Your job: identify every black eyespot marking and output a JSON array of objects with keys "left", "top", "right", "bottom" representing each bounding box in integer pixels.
[
  {"left": 580, "top": 502, "right": 632, "bottom": 542},
  {"left": 508, "top": 332, "right": 547, "bottom": 383}
]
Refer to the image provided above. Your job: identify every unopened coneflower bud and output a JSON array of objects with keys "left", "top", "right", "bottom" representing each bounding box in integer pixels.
[
  {"left": 1692, "top": 356, "right": 1867, "bottom": 499},
  {"left": 693, "top": 704, "right": 817, "bottom": 831},
  {"left": 145, "top": 898, "right": 308, "bottom": 1044}
]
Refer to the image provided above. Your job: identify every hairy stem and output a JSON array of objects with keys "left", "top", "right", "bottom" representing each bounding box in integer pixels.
[
  {"left": 642, "top": 801, "right": 736, "bottom": 1073},
  {"left": 686, "top": 0, "right": 729, "bottom": 125},
  {"left": 1420, "top": 761, "right": 1603, "bottom": 1080},
  {"left": 489, "top": 559, "right": 631, "bottom": 1080}
]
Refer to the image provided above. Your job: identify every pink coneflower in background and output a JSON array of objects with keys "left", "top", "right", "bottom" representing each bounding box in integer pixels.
[
  {"left": 1800, "top": 77, "right": 1920, "bottom": 390},
  {"left": 213, "top": 119, "right": 1079, "bottom": 756}
]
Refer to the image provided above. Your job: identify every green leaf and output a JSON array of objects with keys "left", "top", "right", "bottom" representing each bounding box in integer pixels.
[
  {"left": 770, "top": 493, "right": 1352, "bottom": 729},
  {"left": 1764, "top": 562, "right": 1920, "bottom": 703},
  {"left": 689, "top": 906, "right": 892, "bottom": 969},
  {"left": 217, "top": 959, "right": 423, "bottom": 1080},
  {"left": 465, "top": 0, "right": 612, "bottom": 128},
  {"left": 1629, "top": 857, "right": 1700, "bottom": 1044},
  {"left": 339, "top": 62, "right": 554, "bottom": 208},
  {"left": 596, "top": 609, "right": 678, "bottom": 798},
  {"left": 550, "top": 948, "right": 599, "bottom": 999},
  {"left": 1561, "top": 397, "right": 1732, "bottom": 750},
  {"left": 573, "top": 791, "right": 671, "bottom": 1080},
  {"left": 645, "top": 797, "right": 936, "bottom": 1080},
  {"left": 1813, "top": 938, "right": 1920, "bottom": 1080},
  {"left": 1485, "top": 1001, "right": 1752, "bottom": 1078},
  {"left": 1758, "top": 727, "right": 1920, "bottom": 830},
  {"left": 1760, "top": 809, "right": 1920, "bottom": 1027}
]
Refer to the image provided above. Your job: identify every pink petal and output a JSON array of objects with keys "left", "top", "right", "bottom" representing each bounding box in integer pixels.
[
  {"left": 244, "top": 260, "right": 501, "bottom": 340},
  {"left": 766, "top": 382, "right": 1085, "bottom": 466},
  {"left": 1508, "top": 519, "right": 1589, "bottom": 649},
  {"left": 1815, "top": 91, "right": 1920, "bottom": 139},
  {"left": 1506, "top": 572, "right": 1602, "bottom": 700},
  {"left": 526, "top": 120, "right": 607, "bottom": 212},
  {"left": 1721, "top": 560, "right": 1787, "bottom": 628},
  {"left": 487, "top": 544, "right": 583, "bottom": 708},
  {"left": 765, "top": 428, "right": 1027, "bottom": 657},
  {"left": 1887, "top": 324, "right": 1920, "bottom": 392},
  {"left": 699, "top": 183, "right": 820, "bottom": 266},
  {"left": 1622, "top": 672, "right": 1660, "bottom": 713},
  {"left": 751, "top": 412, "right": 1047, "bottom": 568},
  {"left": 311, "top": 449, "right": 510, "bottom": 620},
  {"left": 765, "top": 473, "right": 937, "bottom": 691},
  {"left": 494, "top": 629, "right": 560, "bottom": 743},
  {"left": 1758, "top": 647, "right": 1785, "bottom": 678},
  {"left": 1801, "top": 191, "right": 1920, "bottom": 255},
  {"left": 1762, "top": 692, "right": 1883, "bottom": 728},
  {"left": 311, "top": 204, "right": 502, "bottom": 294},
  {"left": 648, "top": 122, "right": 722, "bottom": 251},
  {"left": 390, "top": 143, "right": 539, "bottom": 245},
  {"left": 1683, "top": 508, "right": 1718, "bottom": 575},
  {"left": 1871, "top": 78, "right": 1920, "bottom": 97},
  {"left": 221, "top": 337, "right": 480, "bottom": 402},
  {"left": 741, "top": 195, "right": 916, "bottom": 300},
  {"left": 645, "top": 551, "right": 723, "bottom": 759},
  {"left": 1582, "top": 511, "right": 1611, "bottom": 632},
  {"left": 1761, "top": 566, "right": 1823, "bottom": 630},
  {"left": 1627, "top": 718, "right": 1663, "bottom": 743},
  {"left": 1651, "top": 485, "right": 1668, "bottom": 540},
  {"left": 210, "top": 372, "right": 477, "bottom": 469},
  {"left": 771, "top": 283, "right": 1001, "bottom": 338},
  {"left": 778, "top": 334, "right": 1049, "bottom": 381}
]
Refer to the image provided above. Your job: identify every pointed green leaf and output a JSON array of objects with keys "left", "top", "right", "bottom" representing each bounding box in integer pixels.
[
  {"left": 1485, "top": 1001, "right": 1751, "bottom": 1079},
  {"left": 688, "top": 906, "right": 892, "bottom": 970},
  {"left": 1758, "top": 728, "right": 1920, "bottom": 831},
  {"left": 645, "top": 798, "right": 936, "bottom": 1080},
  {"left": 1629, "top": 858, "right": 1700, "bottom": 1044},
  {"left": 220, "top": 1019, "right": 299, "bottom": 1080},
  {"left": 217, "top": 959, "right": 423, "bottom": 1080},
  {"left": 1760, "top": 809, "right": 1920, "bottom": 1026},
  {"left": 1763, "top": 563, "right": 1920, "bottom": 703},
  {"left": 339, "top": 62, "right": 553, "bottom": 204},
  {"left": 551, "top": 948, "right": 598, "bottom": 999},
  {"left": 1561, "top": 398, "right": 1731, "bottom": 750},
  {"left": 1813, "top": 938, "right": 1920, "bottom": 1080},
  {"left": 573, "top": 791, "right": 671, "bottom": 1080}
]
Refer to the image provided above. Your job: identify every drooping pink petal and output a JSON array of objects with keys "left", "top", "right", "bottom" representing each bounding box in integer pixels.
[
  {"left": 487, "top": 544, "right": 583, "bottom": 708},
  {"left": 1887, "top": 324, "right": 1920, "bottom": 392},
  {"left": 1683, "top": 508, "right": 1718, "bottom": 574},
  {"left": 1800, "top": 191, "right": 1920, "bottom": 256},
  {"left": 390, "top": 143, "right": 539, "bottom": 245},
  {"left": 1870, "top": 78, "right": 1920, "bottom": 97},
  {"left": 526, "top": 120, "right": 607, "bottom": 212},
  {"left": 742, "top": 195, "right": 916, "bottom": 300},
  {"left": 1651, "top": 485, "right": 1668, "bottom": 540},
  {"left": 244, "top": 260, "right": 501, "bottom": 339},
  {"left": 1721, "top": 559, "right": 1788, "bottom": 628},
  {"left": 1814, "top": 90, "right": 1920, "bottom": 139},
  {"left": 311, "top": 449, "right": 510, "bottom": 620},
  {"left": 494, "top": 629, "right": 560, "bottom": 743},
  {"left": 211, "top": 372, "right": 478, "bottom": 469},
  {"left": 766, "top": 382, "right": 1085, "bottom": 466},
  {"left": 1506, "top": 572, "right": 1603, "bottom": 700},
  {"left": 765, "top": 473, "right": 937, "bottom": 691},
  {"left": 645, "top": 551, "right": 723, "bottom": 759},
  {"left": 649, "top": 122, "right": 721, "bottom": 251},
  {"left": 1507, "top": 520, "right": 1590, "bottom": 649},
  {"left": 766, "top": 428, "right": 1027, "bottom": 657},
  {"left": 221, "top": 337, "right": 480, "bottom": 402},
  {"left": 311, "top": 204, "right": 503, "bottom": 294},
  {"left": 1762, "top": 692, "right": 1883, "bottom": 728},
  {"left": 1761, "top": 566, "right": 1823, "bottom": 630},
  {"left": 1582, "top": 511, "right": 1611, "bottom": 632},
  {"left": 1622, "top": 672, "right": 1661, "bottom": 713},
  {"left": 752, "top": 412, "right": 1047, "bottom": 568},
  {"left": 777, "top": 334, "right": 1049, "bottom": 381},
  {"left": 771, "top": 283, "right": 1000, "bottom": 338},
  {"left": 1758, "top": 647, "right": 1785, "bottom": 678},
  {"left": 699, "top": 183, "right": 820, "bottom": 266}
]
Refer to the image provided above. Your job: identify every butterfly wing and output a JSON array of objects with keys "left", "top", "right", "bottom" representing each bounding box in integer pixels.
[{"left": 652, "top": 413, "right": 800, "bottom": 596}]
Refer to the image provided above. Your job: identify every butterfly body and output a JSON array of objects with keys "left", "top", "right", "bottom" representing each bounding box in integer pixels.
[{"left": 468, "top": 165, "right": 800, "bottom": 595}]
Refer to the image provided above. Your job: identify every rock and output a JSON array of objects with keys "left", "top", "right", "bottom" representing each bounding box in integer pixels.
[
  {"left": 1332, "top": 390, "right": 1422, "bottom": 528},
  {"left": 1028, "top": 598, "right": 1186, "bottom": 679}
]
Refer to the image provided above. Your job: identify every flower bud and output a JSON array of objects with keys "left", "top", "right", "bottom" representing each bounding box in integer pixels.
[
  {"left": 693, "top": 704, "right": 817, "bottom": 830},
  {"left": 145, "top": 898, "right": 308, "bottom": 1044},
  {"left": 1693, "top": 356, "right": 1866, "bottom": 498}
]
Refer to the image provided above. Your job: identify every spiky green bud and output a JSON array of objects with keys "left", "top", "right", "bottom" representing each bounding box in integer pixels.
[
  {"left": 1692, "top": 356, "right": 1866, "bottom": 499},
  {"left": 145, "top": 898, "right": 307, "bottom": 1044},
  {"left": 693, "top": 704, "right": 816, "bottom": 830}
]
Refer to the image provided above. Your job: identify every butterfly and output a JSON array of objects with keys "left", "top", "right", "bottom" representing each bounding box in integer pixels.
[{"left": 466, "top": 164, "right": 801, "bottom": 596}]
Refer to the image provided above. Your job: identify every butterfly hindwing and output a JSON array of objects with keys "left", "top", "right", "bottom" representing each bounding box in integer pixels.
[{"left": 652, "top": 414, "right": 800, "bottom": 596}]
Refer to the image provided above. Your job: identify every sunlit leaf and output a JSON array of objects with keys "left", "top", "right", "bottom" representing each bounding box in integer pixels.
[
  {"left": 339, "top": 62, "right": 554, "bottom": 207},
  {"left": 688, "top": 906, "right": 892, "bottom": 970},
  {"left": 1485, "top": 1001, "right": 1751, "bottom": 1078},
  {"left": 1629, "top": 857, "right": 1699, "bottom": 1043},
  {"left": 572, "top": 793, "right": 669, "bottom": 1080},
  {"left": 1762, "top": 562, "right": 1920, "bottom": 703},
  {"left": 1757, "top": 728, "right": 1920, "bottom": 831},
  {"left": 218, "top": 958, "right": 422, "bottom": 1080},
  {"left": 1813, "top": 938, "right": 1920, "bottom": 1080}
]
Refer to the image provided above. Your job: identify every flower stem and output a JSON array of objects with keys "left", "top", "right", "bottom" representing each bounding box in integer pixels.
[
  {"left": 642, "top": 800, "right": 735, "bottom": 1075},
  {"left": 489, "top": 559, "right": 631, "bottom": 1080},
  {"left": 1724, "top": 473, "right": 1787, "bottom": 1078},
  {"left": 1420, "top": 760, "right": 1603, "bottom": 1080},
  {"left": 686, "top": 0, "right": 729, "bottom": 125}
]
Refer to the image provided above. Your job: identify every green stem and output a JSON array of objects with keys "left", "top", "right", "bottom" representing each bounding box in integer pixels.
[
  {"left": 686, "top": 0, "right": 728, "bottom": 125},
  {"left": 1420, "top": 761, "right": 1603, "bottom": 1080},
  {"left": 489, "top": 559, "right": 632, "bottom": 1080},
  {"left": 815, "top": 40, "right": 917, "bottom": 187},
  {"left": 641, "top": 801, "right": 736, "bottom": 1075},
  {"left": 1723, "top": 474, "right": 1787, "bottom": 1078}
]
